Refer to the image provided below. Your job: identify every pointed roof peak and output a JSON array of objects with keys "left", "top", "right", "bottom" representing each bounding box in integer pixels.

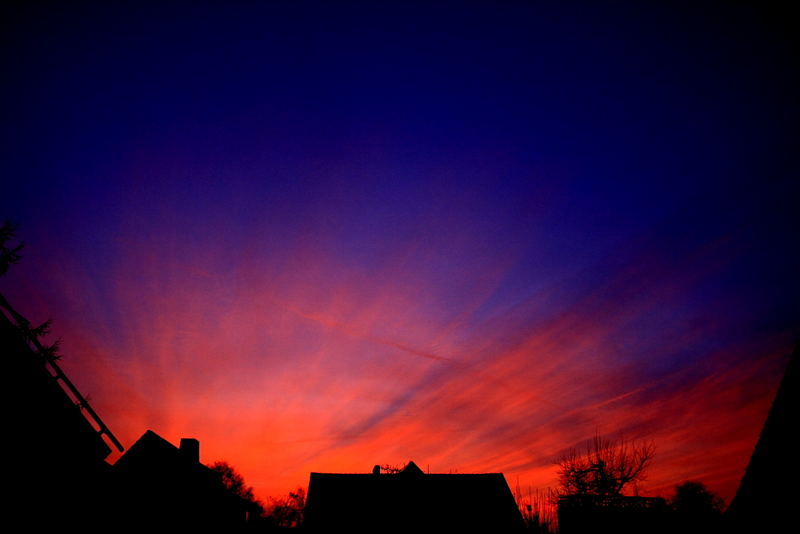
[{"left": 401, "top": 460, "right": 424, "bottom": 475}]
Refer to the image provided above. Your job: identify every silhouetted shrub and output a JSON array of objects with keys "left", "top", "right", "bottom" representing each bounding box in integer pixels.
[
  {"left": 210, "top": 460, "right": 265, "bottom": 519},
  {"left": 265, "top": 487, "right": 305, "bottom": 528},
  {"left": 670, "top": 480, "right": 724, "bottom": 534}
]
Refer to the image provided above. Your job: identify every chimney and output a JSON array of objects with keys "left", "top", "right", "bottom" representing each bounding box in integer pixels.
[{"left": 180, "top": 438, "right": 200, "bottom": 463}]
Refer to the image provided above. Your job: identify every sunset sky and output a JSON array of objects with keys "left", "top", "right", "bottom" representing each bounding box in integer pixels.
[{"left": 2, "top": 2, "right": 798, "bottom": 505}]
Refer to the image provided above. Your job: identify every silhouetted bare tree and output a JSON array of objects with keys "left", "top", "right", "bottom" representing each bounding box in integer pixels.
[
  {"left": 557, "top": 434, "right": 655, "bottom": 496},
  {"left": 379, "top": 463, "right": 406, "bottom": 474}
]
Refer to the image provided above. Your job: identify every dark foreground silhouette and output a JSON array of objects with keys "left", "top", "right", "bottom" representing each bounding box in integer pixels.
[
  {"left": 3, "top": 293, "right": 117, "bottom": 530},
  {"left": 111, "top": 430, "right": 258, "bottom": 529},
  {"left": 304, "top": 461, "right": 526, "bottom": 531},
  {"left": 2, "top": 217, "right": 796, "bottom": 533},
  {"left": 724, "top": 342, "right": 798, "bottom": 534}
]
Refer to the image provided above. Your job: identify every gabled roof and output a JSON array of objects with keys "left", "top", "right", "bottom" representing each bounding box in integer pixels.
[
  {"left": 112, "top": 430, "right": 225, "bottom": 504},
  {"left": 114, "top": 429, "right": 200, "bottom": 474},
  {"left": 304, "top": 461, "right": 525, "bottom": 531},
  {"left": 399, "top": 460, "right": 424, "bottom": 475},
  {"left": 111, "top": 430, "right": 250, "bottom": 528}
]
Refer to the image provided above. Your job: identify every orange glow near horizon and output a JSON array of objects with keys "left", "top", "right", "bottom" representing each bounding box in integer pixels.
[{"left": 7, "top": 225, "right": 789, "bottom": 507}]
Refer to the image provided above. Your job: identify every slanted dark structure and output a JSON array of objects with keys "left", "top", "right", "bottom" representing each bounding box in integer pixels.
[
  {"left": 725, "top": 343, "right": 799, "bottom": 533},
  {"left": 111, "top": 430, "right": 253, "bottom": 528},
  {"left": 2, "top": 234, "right": 256, "bottom": 530},
  {"left": 2, "top": 293, "right": 123, "bottom": 529},
  {"left": 304, "top": 461, "right": 525, "bottom": 531}
]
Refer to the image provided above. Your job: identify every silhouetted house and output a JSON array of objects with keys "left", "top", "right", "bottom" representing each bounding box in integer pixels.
[
  {"left": 304, "top": 461, "right": 525, "bottom": 531},
  {"left": 111, "top": 430, "right": 252, "bottom": 529},
  {"left": 725, "top": 343, "right": 798, "bottom": 533},
  {"left": 2, "top": 294, "right": 121, "bottom": 530}
]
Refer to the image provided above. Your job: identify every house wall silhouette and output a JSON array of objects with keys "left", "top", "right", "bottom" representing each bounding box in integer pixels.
[
  {"left": 304, "top": 461, "right": 525, "bottom": 531},
  {"left": 110, "top": 430, "right": 251, "bottom": 529}
]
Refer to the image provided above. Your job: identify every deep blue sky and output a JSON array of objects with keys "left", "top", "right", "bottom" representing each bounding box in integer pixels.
[{"left": 2, "top": 2, "right": 798, "bottom": 501}]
